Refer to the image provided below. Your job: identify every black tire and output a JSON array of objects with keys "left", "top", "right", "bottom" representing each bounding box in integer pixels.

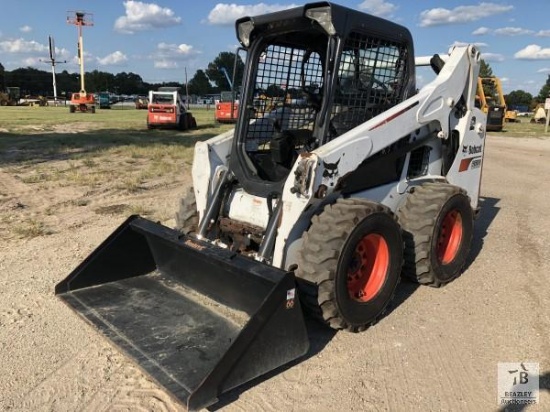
[
  {"left": 178, "top": 114, "right": 188, "bottom": 130},
  {"left": 189, "top": 114, "right": 197, "bottom": 129},
  {"left": 69, "top": 105, "right": 75, "bottom": 113},
  {"left": 91, "top": 106, "right": 96, "bottom": 114},
  {"left": 296, "top": 198, "right": 403, "bottom": 332},
  {"left": 397, "top": 182, "right": 474, "bottom": 287},
  {"left": 175, "top": 186, "right": 199, "bottom": 234}
]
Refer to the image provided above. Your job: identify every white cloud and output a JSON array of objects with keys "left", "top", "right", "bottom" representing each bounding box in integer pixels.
[
  {"left": 419, "top": 3, "right": 514, "bottom": 27},
  {"left": 450, "top": 40, "right": 489, "bottom": 49},
  {"left": 114, "top": 1, "right": 181, "bottom": 34},
  {"left": 207, "top": 3, "right": 298, "bottom": 25},
  {"left": 514, "top": 44, "right": 550, "bottom": 60},
  {"left": 151, "top": 42, "right": 199, "bottom": 69},
  {"left": 500, "top": 77, "right": 509, "bottom": 83},
  {"left": 22, "top": 57, "right": 40, "bottom": 66},
  {"left": 536, "top": 30, "right": 550, "bottom": 37},
  {"left": 19, "top": 25, "right": 32, "bottom": 33},
  {"left": 72, "top": 51, "right": 94, "bottom": 65},
  {"left": 358, "top": 0, "right": 398, "bottom": 18},
  {"left": 97, "top": 51, "right": 128, "bottom": 66},
  {"left": 154, "top": 60, "right": 178, "bottom": 69},
  {"left": 537, "top": 68, "right": 550, "bottom": 73},
  {"left": 494, "top": 27, "right": 533, "bottom": 36},
  {"left": 472, "top": 27, "right": 490, "bottom": 35},
  {"left": 157, "top": 42, "right": 195, "bottom": 56},
  {"left": 480, "top": 52, "right": 505, "bottom": 62},
  {"left": 55, "top": 47, "right": 71, "bottom": 60},
  {"left": 0, "top": 38, "right": 47, "bottom": 53}
]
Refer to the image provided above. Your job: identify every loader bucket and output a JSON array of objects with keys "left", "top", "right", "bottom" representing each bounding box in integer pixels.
[{"left": 55, "top": 216, "right": 309, "bottom": 411}]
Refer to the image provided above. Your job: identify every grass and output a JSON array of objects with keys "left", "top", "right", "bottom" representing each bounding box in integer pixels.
[
  {"left": 490, "top": 116, "right": 550, "bottom": 138},
  {"left": 0, "top": 105, "right": 547, "bottom": 241},
  {"left": 0, "top": 105, "right": 234, "bottom": 240},
  {"left": 12, "top": 218, "right": 52, "bottom": 238},
  {"left": 0, "top": 105, "right": 233, "bottom": 183}
]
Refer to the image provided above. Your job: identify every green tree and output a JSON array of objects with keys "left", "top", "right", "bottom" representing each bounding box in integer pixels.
[
  {"left": 479, "top": 59, "right": 494, "bottom": 78},
  {"left": 504, "top": 90, "right": 533, "bottom": 108},
  {"left": 536, "top": 74, "right": 550, "bottom": 102},
  {"left": 87, "top": 70, "right": 116, "bottom": 93},
  {"left": 0, "top": 62, "right": 4, "bottom": 90},
  {"left": 205, "top": 52, "right": 245, "bottom": 91},
  {"left": 188, "top": 69, "right": 212, "bottom": 95},
  {"left": 113, "top": 72, "right": 147, "bottom": 95},
  {"left": 478, "top": 60, "right": 498, "bottom": 101},
  {"left": 5, "top": 67, "right": 51, "bottom": 95}
]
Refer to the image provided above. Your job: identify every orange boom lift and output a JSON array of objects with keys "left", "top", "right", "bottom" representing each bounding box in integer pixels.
[{"left": 67, "top": 12, "right": 95, "bottom": 113}]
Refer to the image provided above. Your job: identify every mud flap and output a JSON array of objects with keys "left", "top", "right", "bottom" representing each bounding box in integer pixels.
[{"left": 55, "top": 216, "right": 309, "bottom": 411}]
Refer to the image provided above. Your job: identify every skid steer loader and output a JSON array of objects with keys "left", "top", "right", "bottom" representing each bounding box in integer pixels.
[{"left": 56, "top": 3, "right": 486, "bottom": 410}]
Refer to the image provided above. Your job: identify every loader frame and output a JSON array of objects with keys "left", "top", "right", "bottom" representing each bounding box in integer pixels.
[{"left": 192, "top": 3, "right": 486, "bottom": 269}]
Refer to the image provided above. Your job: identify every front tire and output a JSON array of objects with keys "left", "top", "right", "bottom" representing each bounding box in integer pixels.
[
  {"left": 296, "top": 199, "right": 403, "bottom": 332},
  {"left": 397, "top": 182, "right": 474, "bottom": 287},
  {"left": 175, "top": 186, "right": 199, "bottom": 234}
]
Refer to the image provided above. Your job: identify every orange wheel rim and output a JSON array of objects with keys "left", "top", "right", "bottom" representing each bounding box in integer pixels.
[
  {"left": 347, "top": 234, "right": 389, "bottom": 302},
  {"left": 438, "top": 209, "right": 463, "bottom": 264}
]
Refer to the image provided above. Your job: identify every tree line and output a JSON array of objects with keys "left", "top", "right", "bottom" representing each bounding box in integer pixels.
[
  {"left": 0, "top": 51, "right": 244, "bottom": 98},
  {"left": 0, "top": 54, "right": 548, "bottom": 108}
]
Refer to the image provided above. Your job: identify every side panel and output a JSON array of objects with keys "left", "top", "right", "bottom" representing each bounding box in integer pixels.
[
  {"left": 446, "top": 108, "right": 486, "bottom": 209},
  {"left": 192, "top": 130, "right": 234, "bottom": 219}
]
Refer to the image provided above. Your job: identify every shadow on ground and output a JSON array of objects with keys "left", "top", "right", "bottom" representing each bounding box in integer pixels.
[
  {"left": 464, "top": 196, "right": 501, "bottom": 272},
  {"left": 209, "top": 197, "right": 501, "bottom": 410},
  {"left": 0, "top": 124, "right": 229, "bottom": 166}
]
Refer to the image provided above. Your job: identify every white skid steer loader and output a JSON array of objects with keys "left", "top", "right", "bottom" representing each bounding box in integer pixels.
[{"left": 56, "top": 3, "right": 486, "bottom": 410}]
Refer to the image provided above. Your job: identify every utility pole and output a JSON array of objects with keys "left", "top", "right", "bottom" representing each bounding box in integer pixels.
[
  {"left": 185, "top": 67, "right": 190, "bottom": 109},
  {"left": 41, "top": 36, "right": 66, "bottom": 105}
]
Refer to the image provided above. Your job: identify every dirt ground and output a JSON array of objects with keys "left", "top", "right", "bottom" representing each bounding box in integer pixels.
[{"left": 1, "top": 134, "right": 549, "bottom": 411}]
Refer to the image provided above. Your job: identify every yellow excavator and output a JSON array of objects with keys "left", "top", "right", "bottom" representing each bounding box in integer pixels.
[{"left": 476, "top": 77, "right": 518, "bottom": 131}]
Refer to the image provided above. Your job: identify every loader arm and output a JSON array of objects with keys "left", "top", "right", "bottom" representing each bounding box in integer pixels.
[{"left": 272, "top": 45, "right": 486, "bottom": 268}]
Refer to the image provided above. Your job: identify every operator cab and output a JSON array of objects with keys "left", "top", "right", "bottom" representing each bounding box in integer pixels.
[{"left": 230, "top": 2, "right": 415, "bottom": 197}]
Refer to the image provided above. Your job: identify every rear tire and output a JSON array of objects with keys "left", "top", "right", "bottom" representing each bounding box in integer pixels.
[
  {"left": 175, "top": 186, "right": 199, "bottom": 234},
  {"left": 397, "top": 182, "right": 474, "bottom": 287},
  {"left": 189, "top": 114, "right": 197, "bottom": 129},
  {"left": 296, "top": 198, "right": 403, "bottom": 332}
]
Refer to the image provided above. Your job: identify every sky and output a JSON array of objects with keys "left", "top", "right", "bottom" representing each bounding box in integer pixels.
[{"left": 0, "top": 0, "right": 549, "bottom": 95}]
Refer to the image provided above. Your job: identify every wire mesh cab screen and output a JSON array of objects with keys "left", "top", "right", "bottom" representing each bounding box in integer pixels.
[
  {"left": 242, "top": 43, "right": 323, "bottom": 181},
  {"left": 245, "top": 45, "right": 321, "bottom": 149},
  {"left": 330, "top": 33, "right": 408, "bottom": 137},
  {"left": 240, "top": 31, "right": 408, "bottom": 182}
]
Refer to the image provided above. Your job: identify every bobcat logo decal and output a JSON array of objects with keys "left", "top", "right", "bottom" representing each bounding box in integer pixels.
[{"left": 322, "top": 158, "right": 340, "bottom": 179}]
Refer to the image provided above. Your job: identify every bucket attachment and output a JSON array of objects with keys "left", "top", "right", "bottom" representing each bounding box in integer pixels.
[{"left": 55, "top": 216, "right": 309, "bottom": 411}]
